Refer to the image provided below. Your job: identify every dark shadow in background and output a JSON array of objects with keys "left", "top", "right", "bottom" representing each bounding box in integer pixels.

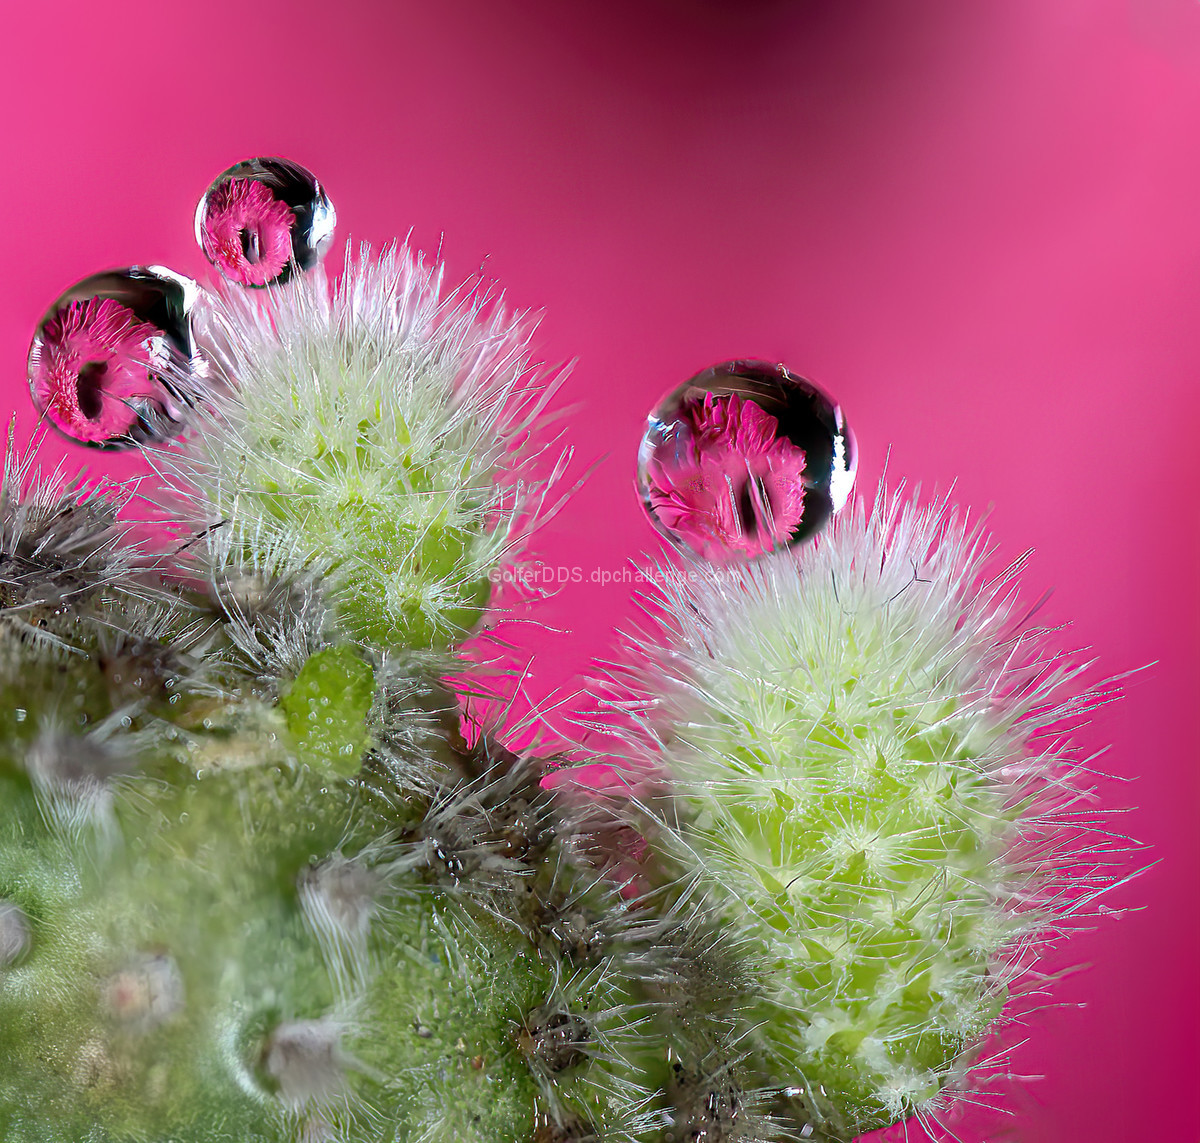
[{"left": 474, "top": 0, "right": 985, "bottom": 104}]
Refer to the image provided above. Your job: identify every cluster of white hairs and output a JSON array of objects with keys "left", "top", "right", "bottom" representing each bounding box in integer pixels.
[
  {"left": 152, "top": 243, "right": 566, "bottom": 652},
  {"left": 0, "top": 426, "right": 143, "bottom": 634},
  {"left": 589, "top": 484, "right": 1130, "bottom": 1138}
]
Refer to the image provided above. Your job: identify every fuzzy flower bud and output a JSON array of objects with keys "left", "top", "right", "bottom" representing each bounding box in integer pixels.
[
  {"left": 158, "top": 244, "right": 561, "bottom": 652},
  {"left": 620, "top": 487, "right": 1120, "bottom": 1137}
]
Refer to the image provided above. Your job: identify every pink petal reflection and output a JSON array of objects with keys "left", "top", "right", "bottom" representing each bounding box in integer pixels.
[
  {"left": 646, "top": 392, "right": 807, "bottom": 560},
  {"left": 200, "top": 177, "right": 295, "bottom": 286},
  {"left": 32, "top": 297, "right": 164, "bottom": 443}
]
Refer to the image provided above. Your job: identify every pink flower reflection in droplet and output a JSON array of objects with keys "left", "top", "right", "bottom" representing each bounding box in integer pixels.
[
  {"left": 646, "top": 391, "right": 807, "bottom": 560},
  {"left": 200, "top": 177, "right": 295, "bottom": 286},
  {"left": 31, "top": 297, "right": 164, "bottom": 443}
]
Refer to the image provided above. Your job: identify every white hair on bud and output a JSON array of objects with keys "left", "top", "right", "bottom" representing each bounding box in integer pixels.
[
  {"left": 24, "top": 722, "right": 141, "bottom": 840},
  {"left": 153, "top": 242, "right": 567, "bottom": 650},
  {"left": 0, "top": 900, "right": 31, "bottom": 967},
  {"left": 298, "top": 854, "right": 379, "bottom": 997},
  {"left": 262, "top": 1019, "right": 348, "bottom": 1110},
  {"left": 0, "top": 421, "right": 149, "bottom": 653}
]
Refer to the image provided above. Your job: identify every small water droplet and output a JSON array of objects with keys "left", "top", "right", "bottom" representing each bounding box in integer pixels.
[{"left": 195, "top": 157, "right": 335, "bottom": 287}]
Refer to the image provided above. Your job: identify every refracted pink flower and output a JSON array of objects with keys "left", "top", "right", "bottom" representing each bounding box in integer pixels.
[
  {"left": 199, "top": 177, "right": 295, "bottom": 286},
  {"left": 645, "top": 391, "right": 807, "bottom": 560},
  {"left": 31, "top": 297, "right": 165, "bottom": 443}
]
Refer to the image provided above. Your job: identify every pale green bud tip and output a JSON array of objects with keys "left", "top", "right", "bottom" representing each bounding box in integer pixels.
[{"left": 280, "top": 646, "right": 376, "bottom": 774}]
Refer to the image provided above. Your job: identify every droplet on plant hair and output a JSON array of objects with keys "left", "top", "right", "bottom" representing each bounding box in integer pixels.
[
  {"left": 196, "top": 157, "right": 335, "bottom": 287},
  {"left": 638, "top": 360, "right": 855, "bottom": 561},
  {"left": 27, "top": 267, "right": 206, "bottom": 447}
]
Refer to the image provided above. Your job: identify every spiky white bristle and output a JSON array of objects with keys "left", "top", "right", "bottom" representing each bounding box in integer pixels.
[
  {"left": 156, "top": 243, "right": 563, "bottom": 652},
  {"left": 0, "top": 422, "right": 146, "bottom": 640},
  {"left": 617, "top": 485, "right": 1120, "bottom": 1137}
]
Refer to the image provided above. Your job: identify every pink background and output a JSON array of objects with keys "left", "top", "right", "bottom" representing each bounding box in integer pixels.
[{"left": 0, "top": 1, "right": 1197, "bottom": 1139}]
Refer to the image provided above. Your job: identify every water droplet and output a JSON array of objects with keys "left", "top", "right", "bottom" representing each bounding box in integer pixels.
[
  {"left": 195, "top": 157, "right": 335, "bottom": 287},
  {"left": 27, "top": 267, "right": 206, "bottom": 448},
  {"left": 638, "top": 360, "right": 855, "bottom": 561}
]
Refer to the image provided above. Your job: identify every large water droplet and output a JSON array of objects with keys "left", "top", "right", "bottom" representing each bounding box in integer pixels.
[
  {"left": 27, "top": 267, "right": 204, "bottom": 448},
  {"left": 196, "top": 157, "right": 335, "bottom": 287},
  {"left": 638, "top": 360, "right": 855, "bottom": 561}
]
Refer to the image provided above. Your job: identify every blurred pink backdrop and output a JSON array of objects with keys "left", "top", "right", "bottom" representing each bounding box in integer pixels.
[{"left": 0, "top": 1, "right": 1196, "bottom": 1139}]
